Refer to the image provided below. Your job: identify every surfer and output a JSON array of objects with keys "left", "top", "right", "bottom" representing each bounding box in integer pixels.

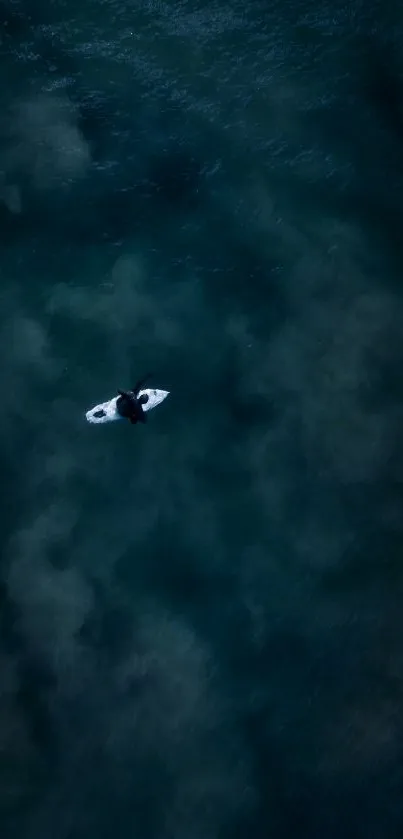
[
  {"left": 116, "top": 374, "right": 151, "bottom": 424},
  {"left": 86, "top": 378, "right": 168, "bottom": 425}
]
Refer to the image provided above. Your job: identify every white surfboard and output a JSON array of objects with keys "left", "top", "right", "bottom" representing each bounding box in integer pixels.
[{"left": 86, "top": 388, "right": 169, "bottom": 425}]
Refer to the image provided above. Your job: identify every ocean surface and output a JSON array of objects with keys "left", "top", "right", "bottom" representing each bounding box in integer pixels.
[{"left": 1, "top": 1, "right": 403, "bottom": 837}]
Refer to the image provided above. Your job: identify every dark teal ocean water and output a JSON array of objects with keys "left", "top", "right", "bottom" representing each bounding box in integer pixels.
[{"left": 2, "top": 1, "right": 403, "bottom": 837}]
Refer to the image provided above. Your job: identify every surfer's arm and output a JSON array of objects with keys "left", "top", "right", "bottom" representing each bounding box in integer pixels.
[{"left": 132, "top": 373, "right": 152, "bottom": 396}]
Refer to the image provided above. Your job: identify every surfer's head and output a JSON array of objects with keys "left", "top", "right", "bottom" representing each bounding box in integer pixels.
[{"left": 116, "top": 388, "right": 146, "bottom": 423}]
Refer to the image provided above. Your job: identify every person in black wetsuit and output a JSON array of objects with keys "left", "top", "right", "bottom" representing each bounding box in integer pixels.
[{"left": 116, "top": 375, "right": 151, "bottom": 424}]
